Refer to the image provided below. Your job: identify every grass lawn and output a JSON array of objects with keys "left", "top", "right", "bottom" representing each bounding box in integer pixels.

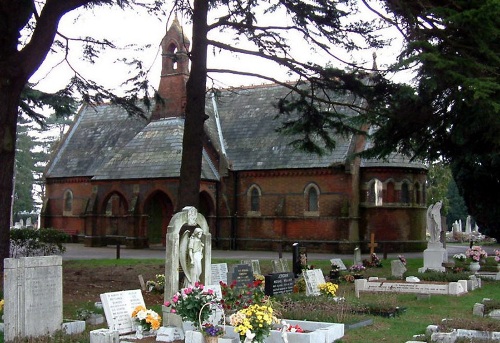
[{"left": 1, "top": 255, "right": 499, "bottom": 343}]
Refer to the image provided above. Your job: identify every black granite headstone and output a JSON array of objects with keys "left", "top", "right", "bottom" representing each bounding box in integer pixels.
[
  {"left": 228, "top": 264, "right": 253, "bottom": 287},
  {"left": 264, "top": 272, "right": 295, "bottom": 296}
]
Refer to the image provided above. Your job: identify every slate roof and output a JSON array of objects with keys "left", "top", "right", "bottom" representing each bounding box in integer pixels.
[
  {"left": 209, "top": 84, "right": 358, "bottom": 171},
  {"left": 45, "top": 83, "right": 425, "bottom": 181},
  {"left": 45, "top": 104, "right": 150, "bottom": 178}
]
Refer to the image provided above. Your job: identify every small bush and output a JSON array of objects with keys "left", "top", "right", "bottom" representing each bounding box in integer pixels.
[{"left": 10, "top": 228, "right": 69, "bottom": 257}]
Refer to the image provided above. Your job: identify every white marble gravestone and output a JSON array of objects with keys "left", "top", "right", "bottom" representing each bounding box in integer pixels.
[
  {"left": 163, "top": 206, "right": 212, "bottom": 331},
  {"left": 4, "top": 256, "right": 63, "bottom": 342},
  {"left": 210, "top": 263, "right": 228, "bottom": 284},
  {"left": 100, "top": 289, "right": 145, "bottom": 334},
  {"left": 304, "top": 269, "right": 326, "bottom": 296},
  {"left": 353, "top": 247, "right": 362, "bottom": 265}
]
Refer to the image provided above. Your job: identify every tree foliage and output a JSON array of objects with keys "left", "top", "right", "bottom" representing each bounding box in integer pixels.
[{"left": 362, "top": 0, "right": 500, "bottom": 240}]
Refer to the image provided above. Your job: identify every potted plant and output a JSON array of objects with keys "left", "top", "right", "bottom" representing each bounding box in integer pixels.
[
  {"left": 349, "top": 263, "right": 366, "bottom": 278},
  {"left": 229, "top": 303, "right": 278, "bottom": 343},
  {"left": 318, "top": 282, "right": 339, "bottom": 298},
  {"left": 465, "top": 246, "right": 488, "bottom": 273},
  {"left": 329, "top": 263, "right": 340, "bottom": 280},
  {"left": 164, "top": 282, "right": 218, "bottom": 330},
  {"left": 201, "top": 323, "right": 225, "bottom": 343}
]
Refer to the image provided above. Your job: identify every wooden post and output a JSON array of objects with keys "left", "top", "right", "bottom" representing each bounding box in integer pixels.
[{"left": 368, "top": 233, "right": 378, "bottom": 255}]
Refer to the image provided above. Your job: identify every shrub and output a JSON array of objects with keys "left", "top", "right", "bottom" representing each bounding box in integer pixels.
[{"left": 10, "top": 228, "right": 69, "bottom": 257}]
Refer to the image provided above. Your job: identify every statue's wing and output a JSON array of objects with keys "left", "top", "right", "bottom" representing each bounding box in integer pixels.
[{"left": 179, "top": 230, "right": 191, "bottom": 285}]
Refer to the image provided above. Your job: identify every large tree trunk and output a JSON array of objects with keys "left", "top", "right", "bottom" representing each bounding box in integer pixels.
[
  {"left": 176, "top": 0, "right": 209, "bottom": 212},
  {"left": 0, "top": 77, "right": 24, "bottom": 272}
]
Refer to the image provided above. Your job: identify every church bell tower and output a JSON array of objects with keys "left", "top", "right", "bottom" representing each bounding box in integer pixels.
[{"left": 151, "top": 17, "right": 190, "bottom": 120}]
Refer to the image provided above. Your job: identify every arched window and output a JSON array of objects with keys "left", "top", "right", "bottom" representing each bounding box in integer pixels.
[
  {"left": 385, "top": 180, "right": 395, "bottom": 203},
  {"left": 304, "top": 183, "right": 320, "bottom": 214},
  {"left": 63, "top": 190, "right": 73, "bottom": 215},
  {"left": 414, "top": 182, "right": 422, "bottom": 205},
  {"left": 401, "top": 182, "right": 410, "bottom": 204},
  {"left": 247, "top": 185, "right": 261, "bottom": 215},
  {"left": 251, "top": 188, "right": 260, "bottom": 212},
  {"left": 307, "top": 187, "right": 318, "bottom": 211},
  {"left": 367, "top": 179, "right": 383, "bottom": 206}
]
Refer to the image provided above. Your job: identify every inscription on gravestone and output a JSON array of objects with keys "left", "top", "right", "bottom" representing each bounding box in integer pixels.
[
  {"left": 228, "top": 264, "right": 253, "bottom": 287},
  {"left": 211, "top": 263, "right": 228, "bottom": 284},
  {"left": 4, "top": 256, "right": 63, "bottom": 342},
  {"left": 241, "top": 260, "right": 261, "bottom": 275},
  {"left": 264, "top": 272, "right": 295, "bottom": 296},
  {"left": 100, "top": 289, "right": 145, "bottom": 334},
  {"left": 303, "top": 269, "right": 326, "bottom": 296},
  {"left": 272, "top": 258, "right": 290, "bottom": 273}
]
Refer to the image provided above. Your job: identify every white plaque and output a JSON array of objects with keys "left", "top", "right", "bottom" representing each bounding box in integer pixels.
[{"left": 100, "top": 289, "right": 145, "bottom": 334}]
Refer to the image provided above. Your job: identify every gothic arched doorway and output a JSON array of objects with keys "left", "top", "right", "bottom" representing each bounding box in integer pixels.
[{"left": 144, "top": 191, "right": 174, "bottom": 246}]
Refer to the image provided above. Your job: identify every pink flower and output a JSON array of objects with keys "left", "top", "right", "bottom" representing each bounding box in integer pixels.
[
  {"left": 184, "top": 287, "right": 193, "bottom": 295},
  {"left": 207, "top": 289, "right": 214, "bottom": 295},
  {"left": 164, "top": 301, "right": 171, "bottom": 307},
  {"left": 170, "top": 309, "right": 176, "bottom": 313}
]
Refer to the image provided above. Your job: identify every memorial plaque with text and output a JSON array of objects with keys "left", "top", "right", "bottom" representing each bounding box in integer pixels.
[
  {"left": 211, "top": 263, "right": 228, "bottom": 284},
  {"left": 304, "top": 269, "right": 326, "bottom": 296},
  {"left": 100, "top": 289, "right": 145, "bottom": 334},
  {"left": 228, "top": 264, "right": 253, "bottom": 287},
  {"left": 264, "top": 272, "right": 295, "bottom": 296}
]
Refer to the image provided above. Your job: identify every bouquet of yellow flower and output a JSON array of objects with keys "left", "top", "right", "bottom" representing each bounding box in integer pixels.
[
  {"left": 318, "top": 282, "right": 339, "bottom": 297},
  {"left": 229, "top": 304, "right": 278, "bottom": 343},
  {"left": 131, "top": 305, "right": 162, "bottom": 331}
]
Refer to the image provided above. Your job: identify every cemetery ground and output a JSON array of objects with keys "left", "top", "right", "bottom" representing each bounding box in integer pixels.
[{"left": 2, "top": 252, "right": 500, "bottom": 343}]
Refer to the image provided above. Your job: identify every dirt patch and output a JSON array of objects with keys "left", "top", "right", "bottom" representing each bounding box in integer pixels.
[{"left": 63, "top": 262, "right": 166, "bottom": 311}]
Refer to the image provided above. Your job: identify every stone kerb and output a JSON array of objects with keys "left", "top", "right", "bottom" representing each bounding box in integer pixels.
[
  {"left": 355, "top": 279, "right": 468, "bottom": 298},
  {"left": 163, "top": 206, "right": 211, "bottom": 327}
]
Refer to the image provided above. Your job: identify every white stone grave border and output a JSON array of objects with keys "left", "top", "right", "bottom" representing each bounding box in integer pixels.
[{"left": 354, "top": 279, "right": 469, "bottom": 298}]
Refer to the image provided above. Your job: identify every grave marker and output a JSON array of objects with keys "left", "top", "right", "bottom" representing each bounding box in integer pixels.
[
  {"left": 368, "top": 233, "right": 378, "bottom": 255},
  {"left": 391, "top": 260, "right": 407, "bottom": 279},
  {"left": 271, "top": 258, "right": 290, "bottom": 273},
  {"left": 241, "top": 259, "right": 261, "bottom": 275},
  {"left": 211, "top": 263, "right": 228, "bottom": 284},
  {"left": 303, "top": 269, "right": 326, "bottom": 296},
  {"left": 100, "top": 289, "right": 145, "bottom": 334},
  {"left": 4, "top": 256, "right": 63, "bottom": 342},
  {"left": 329, "top": 258, "right": 347, "bottom": 271},
  {"left": 228, "top": 264, "right": 253, "bottom": 287},
  {"left": 264, "top": 272, "right": 295, "bottom": 296}
]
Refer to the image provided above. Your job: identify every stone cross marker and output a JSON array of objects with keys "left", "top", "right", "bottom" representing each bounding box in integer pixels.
[
  {"left": 368, "top": 233, "right": 378, "bottom": 255},
  {"left": 4, "top": 256, "right": 63, "bottom": 342}
]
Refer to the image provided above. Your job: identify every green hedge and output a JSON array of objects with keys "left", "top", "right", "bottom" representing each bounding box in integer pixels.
[{"left": 10, "top": 228, "right": 69, "bottom": 257}]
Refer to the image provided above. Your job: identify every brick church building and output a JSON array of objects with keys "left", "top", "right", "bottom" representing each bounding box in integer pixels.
[{"left": 41, "top": 18, "right": 428, "bottom": 253}]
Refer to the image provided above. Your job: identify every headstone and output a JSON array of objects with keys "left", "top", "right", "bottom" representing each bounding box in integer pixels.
[
  {"left": 19, "top": 218, "right": 24, "bottom": 227},
  {"left": 26, "top": 217, "right": 32, "bottom": 227},
  {"left": 211, "top": 263, "right": 228, "bottom": 284},
  {"left": 156, "top": 326, "right": 185, "bottom": 342},
  {"left": 353, "top": 246, "right": 362, "bottom": 265},
  {"left": 465, "top": 215, "right": 472, "bottom": 234},
  {"left": 264, "top": 272, "right": 295, "bottom": 296},
  {"left": 90, "top": 328, "right": 120, "bottom": 343},
  {"left": 420, "top": 202, "right": 446, "bottom": 272},
  {"left": 272, "top": 258, "right": 290, "bottom": 273},
  {"left": 164, "top": 206, "right": 212, "bottom": 327},
  {"left": 329, "top": 258, "right": 347, "bottom": 271},
  {"left": 241, "top": 259, "right": 261, "bottom": 275},
  {"left": 228, "top": 264, "right": 253, "bottom": 287},
  {"left": 391, "top": 260, "right": 407, "bottom": 278},
  {"left": 303, "top": 269, "right": 326, "bottom": 296},
  {"left": 4, "top": 256, "right": 63, "bottom": 342},
  {"left": 100, "top": 289, "right": 145, "bottom": 334},
  {"left": 473, "top": 303, "right": 485, "bottom": 317}
]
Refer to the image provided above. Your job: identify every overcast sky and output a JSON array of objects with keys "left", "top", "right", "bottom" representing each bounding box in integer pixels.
[{"left": 29, "top": 3, "right": 408, "bottom": 98}]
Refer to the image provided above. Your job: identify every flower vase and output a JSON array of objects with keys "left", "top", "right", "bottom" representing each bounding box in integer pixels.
[
  {"left": 469, "top": 261, "right": 480, "bottom": 273},
  {"left": 135, "top": 325, "right": 144, "bottom": 339},
  {"left": 204, "top": 336, "right": 219, "bottom": 343}
]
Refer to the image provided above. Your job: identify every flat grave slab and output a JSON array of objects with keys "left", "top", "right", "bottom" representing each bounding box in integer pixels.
[{"left": 355, "top": 279, "right": 468, "bottom": 298}]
